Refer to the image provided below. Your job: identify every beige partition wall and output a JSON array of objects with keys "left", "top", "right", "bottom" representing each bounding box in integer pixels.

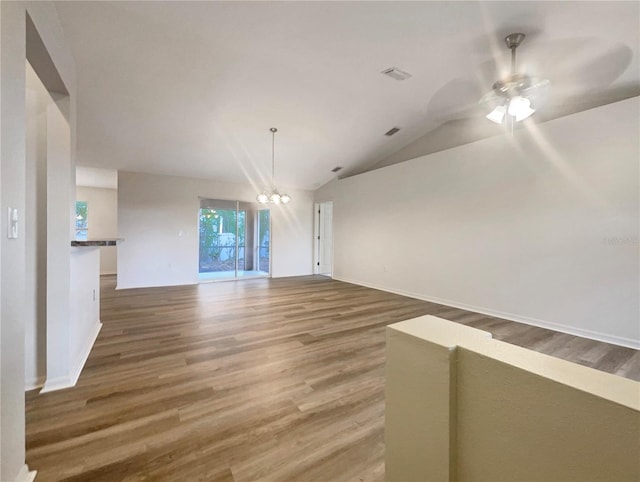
[{"left": 386, "top": 316, "right": 640, "bottom": 482}]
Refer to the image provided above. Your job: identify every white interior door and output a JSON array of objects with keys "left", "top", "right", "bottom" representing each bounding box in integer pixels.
[{"left": 317, "top": 202, "right": 333, "bottom": 276}]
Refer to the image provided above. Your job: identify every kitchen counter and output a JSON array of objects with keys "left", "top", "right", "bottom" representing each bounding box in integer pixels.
[{"left": 70, "top": 238, "right": 122, "bottom": 247}]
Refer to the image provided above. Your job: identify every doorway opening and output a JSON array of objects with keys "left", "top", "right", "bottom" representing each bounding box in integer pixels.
[
  {"left": 198, "top": 199, "right": 270, "bottom": 281},
  {"left": 314, "top": 201, "right": 333, "bottom": 276}
]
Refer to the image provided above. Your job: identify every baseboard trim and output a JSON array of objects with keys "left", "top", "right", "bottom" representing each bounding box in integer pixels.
[
  {"left": 332, "top": 276, "right": 640, "bottom": 350},
  {"left": 15, "top": 464, "right": 36, "bottom": 482},
  {"left": 40, "top": 321, "right": 102, "bottom": 393},
  {"left": 69, "top": 321, "right": 103, "bottom": 386},
  {"left": 24, "top": 375, "right": 46, "bottom": 392},
  {"left": 116, "top": 281, "right": 197, "bottom": 290},
  {"left": 40, "top": 374, "right": 72, "bottom": 393}
]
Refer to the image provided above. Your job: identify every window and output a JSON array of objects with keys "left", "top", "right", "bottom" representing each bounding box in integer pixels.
[{"left": 76, "top": 201, "right": 88, "bottom": 240}]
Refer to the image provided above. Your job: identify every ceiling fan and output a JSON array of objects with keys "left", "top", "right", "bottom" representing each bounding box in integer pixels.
[{"left": 480, "top": 33, "right": 550, "bottom": 124}]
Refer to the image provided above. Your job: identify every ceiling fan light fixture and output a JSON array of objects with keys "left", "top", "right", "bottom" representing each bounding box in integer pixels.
[
  {"left": 481, "top": 33, "right": 547, "bottom": 126},
  {"left": 508, "top": 96, "right": 535, "bottom": 121},
  {"left": 486, "top": 104, "right": 507, "bottom": 124}
]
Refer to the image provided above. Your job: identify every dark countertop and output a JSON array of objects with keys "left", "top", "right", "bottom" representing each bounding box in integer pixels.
[{"left": 71, "top": 238, "right": 122, "bottom": 247}]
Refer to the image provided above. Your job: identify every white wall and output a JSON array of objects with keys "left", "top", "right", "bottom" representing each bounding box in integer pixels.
[
  {"left": 25, "top": 62, "right": 49, "bottom": 390},
  {"left": 1, "top": 2, "right": 77, "bottom": 480},
  {"left": 68, "top": 247, "right": 102, "bottom": 387},
  {"left": 386, "top": 316, "right": 640, "bottom": 482},
  {"left": 118, "top": 171, "right": 314, "bottom": 289},
  {"left": 0, "top": 6, "right": 29, "bottom": 478},
  {"left": 76, "top": 166, "right": 117, "bottom": 190},
  {"left": 316, "top": 97, "right": 640, "bottom": 348},
  {"left": 43, "top": 99, "right": 73, "bottom": 392},
  {"left": 76, "top": 186, "right": 118, "bottom": 274}
]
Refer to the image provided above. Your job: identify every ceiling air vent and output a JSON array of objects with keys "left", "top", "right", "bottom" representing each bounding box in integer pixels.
[
  {"left": 381, "top": 67, "right": 412, "bottom": 81},
  {"left": 385, "top": 127, "right": 401, "bottom": 137},
  {"left": 331, "top": 166, "right": 343, "bottom": 173}
]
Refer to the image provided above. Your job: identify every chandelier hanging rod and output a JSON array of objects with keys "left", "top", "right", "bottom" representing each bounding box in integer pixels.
[
  {"left": 271, "top": 127, "right": 277, "bottom": 187},
  {"left": 257, "top": 127, "right": 290, "bottom": 205}
]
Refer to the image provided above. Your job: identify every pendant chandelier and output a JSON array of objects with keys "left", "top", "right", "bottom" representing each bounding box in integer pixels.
[{"left": 257, "top": 127, "right": 290, "bottom": 205}]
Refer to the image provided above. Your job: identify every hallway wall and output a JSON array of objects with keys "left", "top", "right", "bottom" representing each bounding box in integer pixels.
[{"left": 316, "top": 97, "right": 640, "bottom": 348}]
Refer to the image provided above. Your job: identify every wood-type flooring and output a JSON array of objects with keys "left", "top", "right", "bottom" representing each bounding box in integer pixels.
[{"left": 25, "top": 275, "right": 640, "bottom": 481}]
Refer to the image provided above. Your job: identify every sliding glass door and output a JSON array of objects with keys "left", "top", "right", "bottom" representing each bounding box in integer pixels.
[
  {"left": 257, "top": 209, "right": 270, "bottom": 273},
  {"left": 198, "top": 199, "right": 270, "bottom": 281}
]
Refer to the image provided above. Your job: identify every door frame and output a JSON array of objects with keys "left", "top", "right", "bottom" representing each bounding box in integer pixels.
[{"left": 314, "top": 201, "right": 333, "bottom": 276}]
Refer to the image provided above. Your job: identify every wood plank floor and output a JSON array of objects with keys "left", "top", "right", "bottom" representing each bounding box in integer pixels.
[{"left": 26, "top": 275, "right": 640, "bottom": 481}]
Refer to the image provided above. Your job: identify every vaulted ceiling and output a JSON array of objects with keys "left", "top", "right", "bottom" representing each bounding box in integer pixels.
[{"left": 53, "top": 1, "right": 639, "bottom": 191}]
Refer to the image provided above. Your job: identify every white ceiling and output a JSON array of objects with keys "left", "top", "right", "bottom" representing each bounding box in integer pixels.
[{"left": 53, "top": 1, "right": 639, "bottom": 191}]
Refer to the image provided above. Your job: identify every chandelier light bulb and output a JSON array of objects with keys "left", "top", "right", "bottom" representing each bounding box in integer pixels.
[
  {"left": 508, "top": 96, "right": 535, "bottom": 122},
  {"left": 486, "top": 104, "right": 507, "bottom": 124},
  {"left": 257, "top": 193, "right": 269, "bottom": 204},
  {"left": 280, "top": 193, "right": 291, "bottom": 204},
  {"left": 269, "top": 193, "right": 281, "bottom": 204}
]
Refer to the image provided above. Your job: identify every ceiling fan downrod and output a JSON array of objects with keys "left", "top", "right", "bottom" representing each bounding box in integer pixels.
[{"left": 505, "top": 33, "right": 525, "bottom": 75}]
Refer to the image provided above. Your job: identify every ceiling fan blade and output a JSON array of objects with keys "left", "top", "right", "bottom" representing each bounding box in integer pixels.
[
  {"left": 489, "top": 37, "right": 630, "bottom": 100},
  {"left": 428, "top": 36, "right": 632, "bottom": 125},
  {"left": 426, "top": 78, "right": 487, "bottom": 122},
  {"left": 479, "top": 89, "right": 502, "bottom": 105},
  {"left": 522, "top": 77, "right": 551, "bottom": 91}
]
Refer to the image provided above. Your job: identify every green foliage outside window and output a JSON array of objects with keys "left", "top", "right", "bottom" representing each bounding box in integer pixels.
[
  {"left": 199, "top": 209, "right": 245, "bottom": 263},
  {"left": 258, "top": 209, "right": 269, "bottom": 248},
  {"left": 76, "top": 201, "right": 88, "bottom": 240}
]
